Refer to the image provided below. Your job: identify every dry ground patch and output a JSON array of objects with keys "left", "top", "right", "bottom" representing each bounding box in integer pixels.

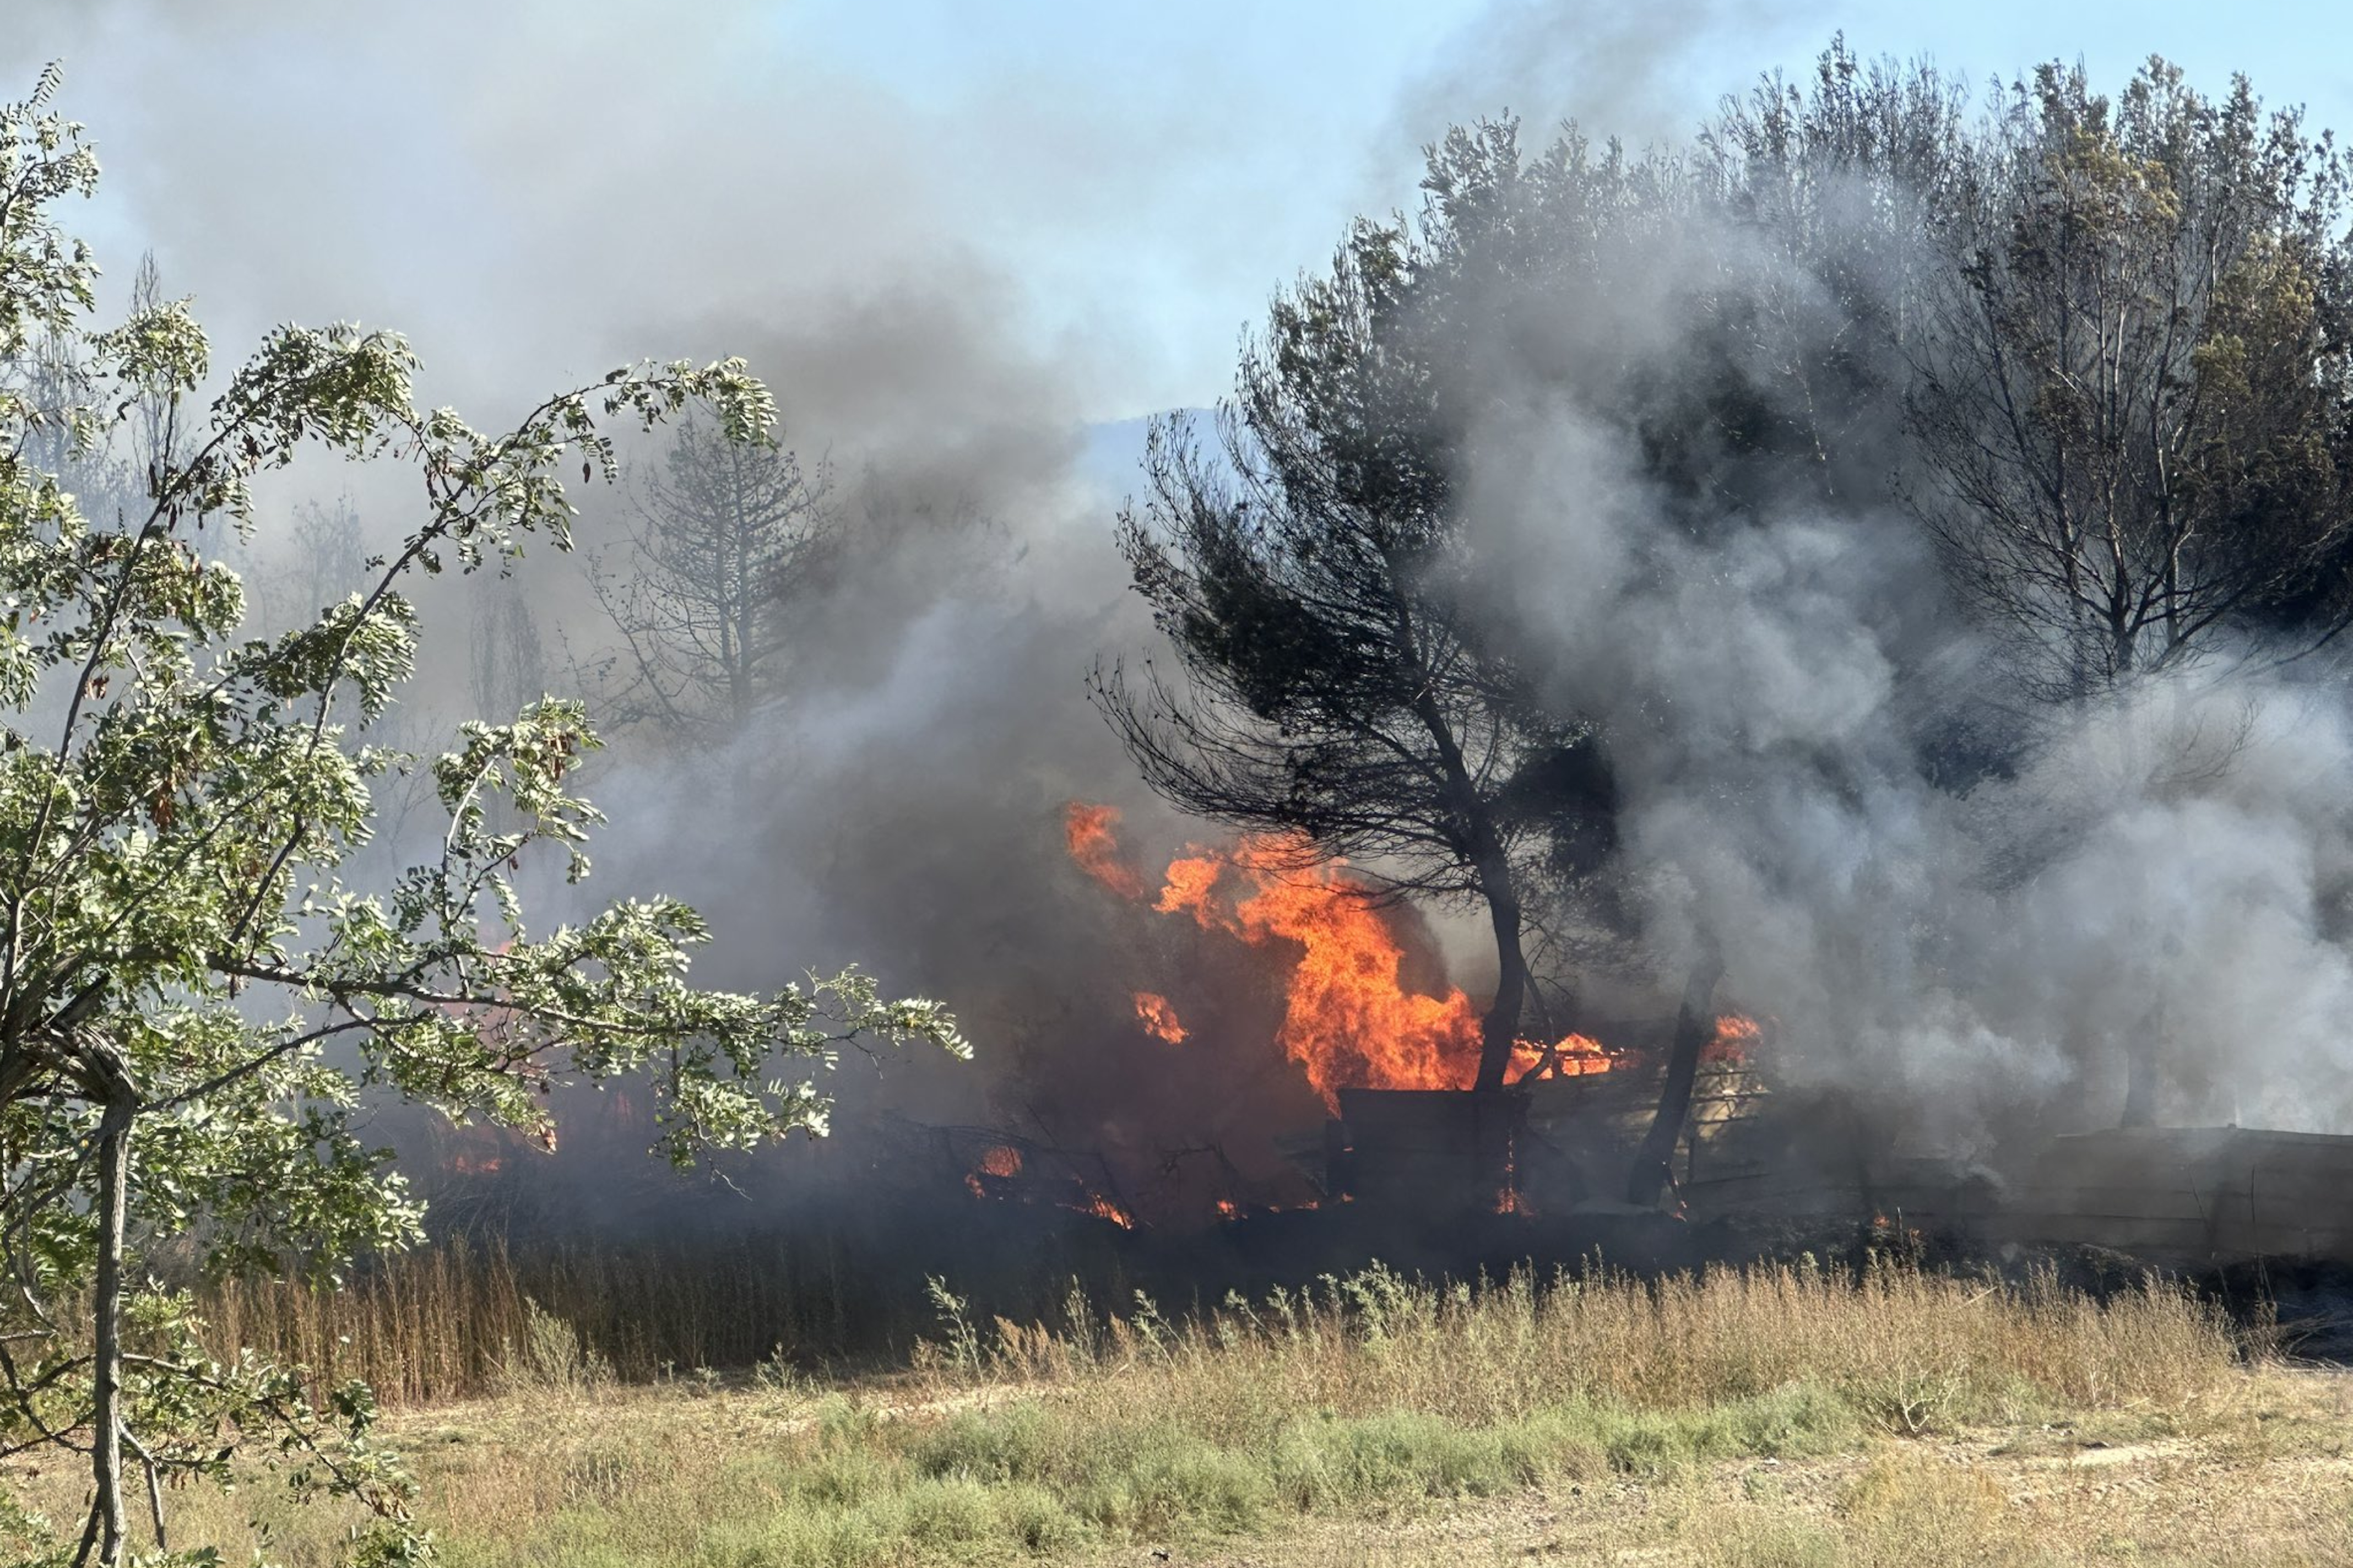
[{"left": 1145, "top": 1374, "right": 2353, "bottom": 1566}]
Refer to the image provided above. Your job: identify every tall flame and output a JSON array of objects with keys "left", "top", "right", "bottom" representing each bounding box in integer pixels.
[
  {"left": 1063, "top": 802, "right": 1143, "bottom": 898},
  {"left": 1064, "top": 804, "right": 1625, "bottom": 1113},
  {"left": 1156, "top": 835, "right": 1483, "bottom": 1110}
]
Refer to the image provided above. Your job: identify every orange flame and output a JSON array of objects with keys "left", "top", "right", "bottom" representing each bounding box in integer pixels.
[
  {"left": 1153, "top": 834, "right": 1483, "bottom": 1110},
  {"left": 1154, "top": 853, "right": 1223, "bottom": 924},
  {"left": 1133, "top": 991, "right": 1186, "bottom": 1044},
  {"left": 1508, "top": 1032, "right": 1615, "bottom": 1081},
  {"left": 1071, "top": 1193, "right": 1135, "bottom": 1228},
  {"left": 1706, "top": 1013, "right": 1761, "bottom": 1065},
  {"left": 1063, "top": 802, "right": 1143, "bottom": 898},
  {"left": 964, "top": 1144, "right": 1023, "bottom": 1200},
  {"left": 1061, "top": 806, "right": 1628, "bottom": 1111}
]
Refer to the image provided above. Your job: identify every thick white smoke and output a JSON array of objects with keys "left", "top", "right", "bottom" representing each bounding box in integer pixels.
[{"left": 1461, "top": 284, "right": 2353, "bottom": 1145}]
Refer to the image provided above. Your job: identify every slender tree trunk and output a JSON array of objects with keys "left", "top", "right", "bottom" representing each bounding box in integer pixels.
[
  {"left": 1399, "top": 675, "right": 1529, "bottom": 1094},
  {"left": 2109, "top": 668, "right": 2159, "bottom": 1131},
  {"left": 2119, "top": 1040, "right": 2157, "bottom": 1127},
  {"left": 1627, "top": 944, "right": 1724, "bottom": 1207},
  {"left": 1471, "top": 858, "right": 1528, "bottom": 1092},
  {"left": 90, "top": 1090, "right": 134, "bottom": 1568},
  {"left": 2119, "top": 994, "right": 2163, "bottom": 1128}
]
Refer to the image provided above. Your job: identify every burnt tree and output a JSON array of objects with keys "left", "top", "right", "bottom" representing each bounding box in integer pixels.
[
  {"left": 1094, "top": 223, "right": 1573, "bottom": 1091},
  {"left": 587, "top": 410, "right": 838, "bottom": 741}
]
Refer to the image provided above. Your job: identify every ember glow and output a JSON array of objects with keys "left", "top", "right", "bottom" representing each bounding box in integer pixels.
[
  {"left": 1070, "top": 1193, "right": 1136, "bottom": 1229},
  {"left": 1133, "top": 991, "right": 1186, "bottom": 1044},
  {"left": 1062, "top": 801, "right": 1143, "bottom": 898},
  {"left": 442, "top": 1121, "right": 519, "bottom": 1179},
  {"left": 964, "top": 1143, "right": 1023, "bottom": 1198}
]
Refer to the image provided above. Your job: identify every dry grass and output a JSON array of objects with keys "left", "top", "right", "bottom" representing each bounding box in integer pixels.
[
  {"left": 10, "top": 1254, "right": 2292, "bottom": 1566},
  {"left": 1191, "top": 1390, "right": 2353, "bottom": 1567},
  {"left": 196, "top": 1235, "right": 886, "bottom": 1405},
  {"left": 947, "top": 1257, "right": 2238, "bottom": 1439}
]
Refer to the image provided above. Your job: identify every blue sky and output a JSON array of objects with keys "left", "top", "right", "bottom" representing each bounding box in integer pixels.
[
  {"left": 9, "top": 2, "right": 2352, "bottom": 423},
  {"left": 765, "top": 0, "right": 2353, "bottom": 414}
]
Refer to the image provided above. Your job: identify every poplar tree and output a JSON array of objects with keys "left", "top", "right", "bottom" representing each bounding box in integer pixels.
[{"left": 0, "top": 70, "right": 966, "bottom": 1567}]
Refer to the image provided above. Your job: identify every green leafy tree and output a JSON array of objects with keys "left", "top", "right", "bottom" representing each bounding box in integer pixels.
[
  {"left": 0, "top": 69, "right": 967, "bottom": 1567},
  {"left": 1906, "top": 61, "right": 2353, "bottom": 1124},
  {"left": 1909, "top": 60, "right": 2353, "bottom": 703}
]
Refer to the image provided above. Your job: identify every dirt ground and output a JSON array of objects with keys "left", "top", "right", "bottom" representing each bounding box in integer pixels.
[{"left": 1080, "top": 1368, "right": 2353, "bottom": 1568}]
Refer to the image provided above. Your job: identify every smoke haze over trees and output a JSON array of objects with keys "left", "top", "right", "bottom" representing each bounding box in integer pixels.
[
  {"left": 1095, "top": 41, "right": 2353, "bottom": 1160},
  {"left": 6, "top": 13, "right": 2353, "bottom": 1236},
  {"left": 585, "top": 415, "right": 839, "bottom": 740},
  {"left": 22, "top": 12, "right": 2353, "bottom": 1564}
]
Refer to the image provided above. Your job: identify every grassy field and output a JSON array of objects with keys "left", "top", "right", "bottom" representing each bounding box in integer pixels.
[{"left": 17, "top": 1254, "right": 2352, "bottom": 1566}]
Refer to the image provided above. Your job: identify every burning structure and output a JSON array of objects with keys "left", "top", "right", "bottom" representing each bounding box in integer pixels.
[
  {"left": 404, "top": 49, "right": 2353, "bottom": 1286},
  {"left": 819, "top": 796, "right": 2353, "bottom": 1274},
  {"left": 1031, "top": 801, "right": 1740, "bottom": 1223}
]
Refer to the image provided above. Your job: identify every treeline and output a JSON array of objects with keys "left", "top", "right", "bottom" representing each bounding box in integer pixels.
[{"left": 1094, "top": 41, "right": 2353, "bottom": 1177}]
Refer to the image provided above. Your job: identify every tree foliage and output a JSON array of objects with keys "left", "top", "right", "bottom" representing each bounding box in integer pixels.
[
  {"left": 1092, "top": 212, "right": 1593, "bottom": 1091},
  {"left": 1909, "top": 59, "right": 2353, "bottom": 699},
  {"left": 0, "top": 69, "right": 966, "bottom": 1567},
  {"left": 1091, "top": 51, "right": 1968, "bottom": 1103},
  {"left": 1102, "top": 40, "right": 2353, "bottom": 1171}
]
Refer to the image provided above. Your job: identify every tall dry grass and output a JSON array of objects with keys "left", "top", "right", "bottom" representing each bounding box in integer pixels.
[
  {"left": 947, "top": 1255, "right": 2242, "bottom": 1442},
  {"left": 111, "top": 1254, "right": 2264, "bottom": 1568},
  {"left": 197, "top": 1234, "right": 882, "bottom": 1405},
  {"left": 196, "top": 1235, "right": 2246, "bottom": 1424}
]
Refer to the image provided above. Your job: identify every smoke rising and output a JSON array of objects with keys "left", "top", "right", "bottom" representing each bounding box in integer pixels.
[
  {"left": 14, "top": 7, "right": 2353, "bottom": 1239},
  {"left": 3, "top": 1, "right": 1244, "bottom": 1218},
  {"left": 1439, "top": 120, "right": 2353, "bottom": 1148}
]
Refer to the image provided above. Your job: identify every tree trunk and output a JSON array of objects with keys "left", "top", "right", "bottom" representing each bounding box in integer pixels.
[
  {"left": 2110, "top": 685, "right": 2158, "bottom": 1132},
  {"left": 1399, "top": 672, "right": 1529, "bottom": 1094},
  {"left": 2119, "top": 1008, "right": 2159, "bottom": 1128},
  {"left": 90, "top": 1090, "right": 134, "bottom": 1568},
  {"left": 1470, "top": 862, "right": 1528, "bottom": 1092},
  {"left": 1627, "top": 946, "right": 1724, "bottom": 1207},
  {"left": 2118, "top": 1046, "right": 2156, "bottom": 1126}
]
